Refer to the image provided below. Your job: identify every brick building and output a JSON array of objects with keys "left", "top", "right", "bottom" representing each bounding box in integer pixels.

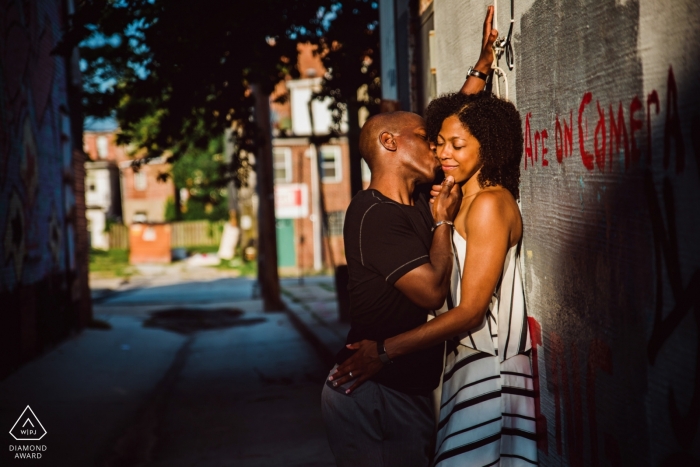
[
  {"left": 118, "top": 156, "right": 174, "bottom": 225},
  {"left": 0, "top": 0, "right": 91, "bottom": 378},
  {"left": 83, "top": 122, "right": 175, "bottom": 228},
  {"left": 83, "top": 120, "right": 123, "bottom": 248},
  {"left": 270, "top": 44, "right": 366, "bottom": 273}
]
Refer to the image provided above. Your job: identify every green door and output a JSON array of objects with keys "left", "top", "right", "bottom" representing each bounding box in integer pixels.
[{"left": 276, "top": 218, "right": 296, "bottom": 267}]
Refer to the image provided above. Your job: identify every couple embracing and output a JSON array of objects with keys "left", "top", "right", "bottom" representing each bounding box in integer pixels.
[{"left": 321, "top": 7, "right": 537, "bottom": 467}]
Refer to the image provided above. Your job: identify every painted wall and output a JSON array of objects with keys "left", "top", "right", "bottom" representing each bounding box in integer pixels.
[
  {"left": 0, "top": 0, "right": 91, "bottom": 378},
  {"left": 430, "top": 0, "right": 700, "bottom": 464}
]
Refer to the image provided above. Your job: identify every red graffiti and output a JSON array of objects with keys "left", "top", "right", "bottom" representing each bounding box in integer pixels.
[
  {"left": 524, "top": 113, "right": 534, "bottom": 169},
  {"left": 664, "top": 67, "right": 685, "bottom": 173},
  {"left": 521, "top": 66, "right": 686, "bottom": 177},
  {"left": 570, "top": 345, "right": 585, "bottom": 467},
  {"left": 587, "top": 339, "right": 613, "bottom": 467},
  {"left": 564, "top": 111, "right": 573, "bottom": 160},
  {"left": 541, "top": 129, "right": 549, "bottom": 167},
  {"left": 555, "top": 116, "right": 563, "bottom": 163},
  {"left": 544, "top": 330, "right": 616, "bottom": 465},
  {"left": 647, "top": 90, "right": 659, "bottom": 164},
  {"left": 528, "top": 317, "right": 549, "bottom": 454},
  {"left": 548, "top": 332, "right": 569, "bottom": 456},
  {"left": 609, "top": 102, "right": 629, "bottom": 170},
  {"left": 578, "top": 92, "right": 594, "bottom": 170},
  {"left": 630, "top": 96, "right": 643, "bottom": 162},
  {"left": 594, "top": 101, "right": 607, "bottom": 172}
]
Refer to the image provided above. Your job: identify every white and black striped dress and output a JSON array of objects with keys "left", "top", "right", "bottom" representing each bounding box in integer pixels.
[{"left": 433, "top": 232, "right": 538, "bottom": 467}]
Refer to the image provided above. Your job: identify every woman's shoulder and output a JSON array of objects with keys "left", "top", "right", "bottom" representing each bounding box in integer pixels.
[
  {"left": 466, "top": 187, "right": 521, "bottom": 238},
  {"left": 468, "top": 187, "right": 514, "bottom": 214}
]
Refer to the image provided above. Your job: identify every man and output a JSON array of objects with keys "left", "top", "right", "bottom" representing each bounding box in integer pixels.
[
  {"left": 321, "top": 8, "right": 498, "bottom": 466},
  {"left": 321, "top": 111, "right": 461, "bottom": 467}
]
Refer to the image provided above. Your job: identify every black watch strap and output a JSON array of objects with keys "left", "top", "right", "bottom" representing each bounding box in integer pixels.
[
  {"left": 377, "top": 340, "right": 393, "bottom": 365},
  {"left": 466, "top": 66, "right": 489, "bottom": 81}
]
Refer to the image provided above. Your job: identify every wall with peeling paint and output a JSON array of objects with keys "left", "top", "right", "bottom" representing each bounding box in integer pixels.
[
  {"left": 428, "top": 0, "right": 700, "bottom": 464},
  {"left": 0, "top": 0, "right": 91, "bottom": 378}
]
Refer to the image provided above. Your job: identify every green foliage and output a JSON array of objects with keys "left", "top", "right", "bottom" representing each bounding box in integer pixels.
[
  {"left": 309, "top": 1, "right": 382, "bottom": 134},
  {"left": 61, "top": 0, "right": 380, "bottom": 187},
  {"left": 89, "top": 248, "right": 136, "bottom": 278},
  {"left": 164, "top": 136, "right": 230, "bottom": 221},
  {"left": 61, "top": 0, "right": 330, "bottom": 184}
]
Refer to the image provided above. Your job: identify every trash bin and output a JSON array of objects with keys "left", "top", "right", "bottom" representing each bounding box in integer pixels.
[
  {"left": 129, "top": 223, "right": 172, "bottom": 264},
  {"left": 334, "top": 265, "right": 350, "bottom": 323}
]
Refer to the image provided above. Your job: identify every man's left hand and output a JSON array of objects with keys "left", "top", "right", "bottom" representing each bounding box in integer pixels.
[{"left": 328, "top": 340, "right": 383, "bottom": 394}]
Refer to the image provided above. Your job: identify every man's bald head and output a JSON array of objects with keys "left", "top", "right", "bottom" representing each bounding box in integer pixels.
[{"left": 359, "top": 111, "right": 425, "bottom": 171}]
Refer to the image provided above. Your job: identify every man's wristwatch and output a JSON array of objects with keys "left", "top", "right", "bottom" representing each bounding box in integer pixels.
[
  {"left": 377, "top": 340, "right": 393, "bottom": 365},
  {"left": 466, "top": 66, "right": 489, "bottom": 82}
]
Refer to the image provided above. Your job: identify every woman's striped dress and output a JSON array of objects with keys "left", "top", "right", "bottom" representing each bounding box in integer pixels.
[{"left": 433, "top": 232, "right": 538, "bottom": 467}]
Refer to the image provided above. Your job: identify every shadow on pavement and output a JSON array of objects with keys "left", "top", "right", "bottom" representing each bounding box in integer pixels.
[{"left": 143, "top": 308, "right": 266, "bottom": 334}]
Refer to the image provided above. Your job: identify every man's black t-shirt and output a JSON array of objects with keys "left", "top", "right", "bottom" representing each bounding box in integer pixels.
[{"left": 337, "top": 189, "right": 444, "bottom": 396}]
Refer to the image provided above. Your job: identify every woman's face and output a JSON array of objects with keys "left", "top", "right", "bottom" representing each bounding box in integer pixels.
[{"left": 436, "top": 115, "right": 481, "bottom": 184}]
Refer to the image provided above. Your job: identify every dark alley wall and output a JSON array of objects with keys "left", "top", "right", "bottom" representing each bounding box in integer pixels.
[
  {"left": 429, "top": 0, "right": 700, "bottom": 464},
  {"left": 0, "top": 0, "right": 91, "bottom": 378}
]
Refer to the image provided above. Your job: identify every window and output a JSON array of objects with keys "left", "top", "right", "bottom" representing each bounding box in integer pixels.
[
  {"left": 327, "top": 210, "right": 345, "bottom": 237},
  {"left": 320, "top": 146, "right": 342, "bottom": 183},
  {"left": 273, "top": 147, "right": 292, "bottom": 183},
  {"left": 96, "top": 135, "right": 109, "bottom": 159},
  {"left": 133, "top": 211, "right": 148, "bottom": 223},
  {"left": 134, "top": 171, "right": 147, "bottom": 191},
  {"left": 87, "top": 174, "right": 97, "bottom": 191}
]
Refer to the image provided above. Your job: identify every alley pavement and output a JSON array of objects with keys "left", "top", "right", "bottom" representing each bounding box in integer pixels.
[{"left": 0, "top": 265, "right": 346, "bottom": 467}]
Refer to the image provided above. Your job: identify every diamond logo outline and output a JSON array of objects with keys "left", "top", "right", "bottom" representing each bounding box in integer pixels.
[{"left": 9, "top": 405, "right": 46, "bottom": 441}]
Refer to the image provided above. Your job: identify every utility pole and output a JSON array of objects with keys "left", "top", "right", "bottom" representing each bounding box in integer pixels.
[{"left": 252, "top": 84, "right": 284, "bottom": 311}]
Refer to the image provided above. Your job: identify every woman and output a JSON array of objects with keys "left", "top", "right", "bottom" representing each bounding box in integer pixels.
[{"left": 330, "top": 91, "right": 537, "bottom": 466}]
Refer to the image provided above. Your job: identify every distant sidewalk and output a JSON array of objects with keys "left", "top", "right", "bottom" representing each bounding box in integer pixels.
[{"left": 280, "top": 276, "right": 349, "bottom": 368}]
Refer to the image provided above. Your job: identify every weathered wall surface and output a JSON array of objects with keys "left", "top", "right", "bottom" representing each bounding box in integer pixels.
[
  {"left": 0, "top": 0, "right": 91, "bottom": 378},
  {"left": 433, "top": 0, "right": 700, "bottom": 464}
]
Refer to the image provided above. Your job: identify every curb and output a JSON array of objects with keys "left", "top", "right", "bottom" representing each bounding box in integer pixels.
[{"left": 280, "top": 295, "right": 348, "bottom": 370}]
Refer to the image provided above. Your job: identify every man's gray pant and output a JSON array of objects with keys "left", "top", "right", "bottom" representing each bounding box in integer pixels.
[{"left": 321, "top": 373, "right": 435, "bottom": 467}]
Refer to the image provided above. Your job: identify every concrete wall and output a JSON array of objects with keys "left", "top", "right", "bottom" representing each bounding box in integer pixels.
[
  {"left": 0, "top": 0, "right": 91, "bottom": 377},
  {"left": 430, "top": 0, "right": 700, "bottom": 464}
]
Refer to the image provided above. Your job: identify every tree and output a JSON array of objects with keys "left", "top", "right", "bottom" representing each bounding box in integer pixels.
[
  {"left": 164, "top": 137, "right": 230, "bottom": 222},
  {"left": 304, "top": 0, "right": 381, "bottom": 196},
  {"left": 59, "top": 0, "right": 380, "bottom": 308}
]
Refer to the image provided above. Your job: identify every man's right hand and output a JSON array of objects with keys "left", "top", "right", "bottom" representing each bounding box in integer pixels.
[{"left": 431, "top": 175, "right": 461, "bottom": 222}]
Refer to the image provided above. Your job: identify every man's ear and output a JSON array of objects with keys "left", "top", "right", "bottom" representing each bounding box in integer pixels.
[{"left": 379, "top": 131, "right": 397, "bottom": 152}]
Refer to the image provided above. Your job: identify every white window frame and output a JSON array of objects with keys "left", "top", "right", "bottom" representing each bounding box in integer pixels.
[
  {"left": 134, "top": 170, "right": 147, "bottom": 191},
  {"left": 320, "top": 145, "right": 342, "bottom": 183},
  {"left": 96, "top": 135, "right": 109, "bottom": 159},
  {"left": 273, "top": 147, "right": 293, "bottom": 183}
]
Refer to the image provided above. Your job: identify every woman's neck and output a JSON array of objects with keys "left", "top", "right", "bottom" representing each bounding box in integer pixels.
[{"left": 454, "top": 170, "right": 483, "bottom": 238}]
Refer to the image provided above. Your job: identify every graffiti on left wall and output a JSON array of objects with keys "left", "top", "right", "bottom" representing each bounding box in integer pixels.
[{"left": 0, "top": 0, "right": 71, "bottom": 291}]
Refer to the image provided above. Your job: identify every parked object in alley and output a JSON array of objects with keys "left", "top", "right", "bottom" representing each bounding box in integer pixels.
[
  {"left": 217, "top": 223, "right": 240, "bottom": 260},
  {"left": 185, "top": 253, "right": 221, "bottom": 267},
  {"left": 129, "top": 223, "right": 172, "bottom": 264}
]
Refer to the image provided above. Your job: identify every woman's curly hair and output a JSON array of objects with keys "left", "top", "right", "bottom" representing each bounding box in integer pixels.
[{"left": 424, "top": 91, "right": 523, "bottom": 199}]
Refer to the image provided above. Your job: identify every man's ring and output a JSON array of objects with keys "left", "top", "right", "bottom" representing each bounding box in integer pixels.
[{"left": 349, "top": 371, "right": 354, "bottom": 378}]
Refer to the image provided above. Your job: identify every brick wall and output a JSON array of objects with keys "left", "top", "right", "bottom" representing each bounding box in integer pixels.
[{"left": 0, "top": 0, "right": 91, "bottom": 378}]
